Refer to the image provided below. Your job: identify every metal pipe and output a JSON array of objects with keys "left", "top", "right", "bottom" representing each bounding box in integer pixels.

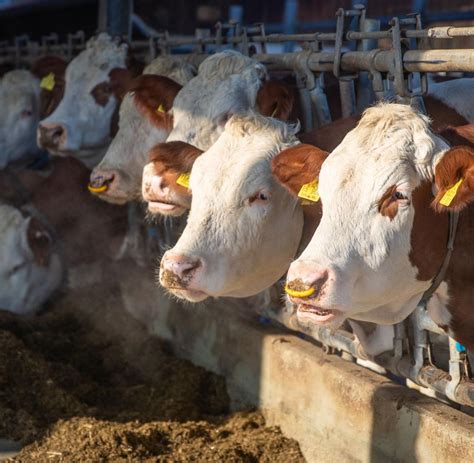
[{"left": 339, "top": 78, "right": 357, "bottom": 118}]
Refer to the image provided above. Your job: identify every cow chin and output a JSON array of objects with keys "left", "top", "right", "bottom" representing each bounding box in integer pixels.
[{"left": 167, "top": 287, "right": 209, "bottom": 303}]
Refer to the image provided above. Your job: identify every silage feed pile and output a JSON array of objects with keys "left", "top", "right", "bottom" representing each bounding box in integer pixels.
[{"left": 0, "top": 284, "right": 304, "bottom": 462}]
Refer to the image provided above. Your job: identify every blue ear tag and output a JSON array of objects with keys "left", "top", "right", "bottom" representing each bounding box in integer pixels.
[{"left": 455, "top": 342, "right": 466, "bottom": 353}]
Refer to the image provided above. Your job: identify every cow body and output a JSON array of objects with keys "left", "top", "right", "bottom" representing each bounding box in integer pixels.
[
  {"left": 0, "top": 158, "right": 126, "bottom": 267},
  {"left": 0, "top": 204, "right": 63, "bottom": 314}
]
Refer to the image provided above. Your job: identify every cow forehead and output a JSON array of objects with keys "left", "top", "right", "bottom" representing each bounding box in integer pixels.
[
  {"left": 65, "top": 41, "right": 127, "bottom": 88},
  {"left": 190, "top": 118, "right": 297, "bottom": 201}
]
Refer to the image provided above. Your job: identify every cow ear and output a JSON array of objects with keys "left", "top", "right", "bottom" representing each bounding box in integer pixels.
[
  {"left": 432, "top": 146, "right": 474, "bottom": 212},
  {"left": 439, "top": 124, "right": 474, "bottom": 148},
  {"left": 148, "top": 141, "right": 203, "bottom": 172},
  {"left": 257, "top": 80, "right": 295, "bottom": 121},
  {"left": 109, "top": 68, "right": 134, "bottom": 100},
  {"left": 272, "top": 144, "right": 328, "bottom": 197}
]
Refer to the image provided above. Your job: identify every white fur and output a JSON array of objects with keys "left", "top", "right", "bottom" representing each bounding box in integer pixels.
[
  {"left": 161, "top": 112, "right": 304, "bottom": 300},
  {"left": 0, "top": 70, "right": 41, "bottom": 168},
  {"left": 143, "top": 56, "right": 196, "bottom": 85},
  {"left": 428, "top": 77, "right": 474, "bottom": 122},
  {"left": 0, "top": 205, "right": 63, "bottom": 314},
  {"left": 40, "top": 33, "right": 128, "bottom": 168},
  {"left": 166, "top": 50, "right": 267, "bottom": 150},
  {"left": 288, "top": 103, "right": 450, "bottom": 328}
]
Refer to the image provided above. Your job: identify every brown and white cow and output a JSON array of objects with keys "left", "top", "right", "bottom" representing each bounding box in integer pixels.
[
  {"left": 142, "top": 50, "right": 295, "bottom": 216},
  {"left": 0, "top": 56, "right": 66, "bottom": 169},
  {"left": 285, "top": 103, "right": 474, "bottom": 352},
  {"left": 0, "top": 203, "right": 63, "bottom": 314},
  {"left": 38, "top": 33, "right": 141, "bottom": 168},
  {"left": 88, "top": 57, "right": 196, "bottom": 204}
]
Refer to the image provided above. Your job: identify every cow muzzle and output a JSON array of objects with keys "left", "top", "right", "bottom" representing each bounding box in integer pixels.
[
  {"left": 88, "top": 168, "right": 131, "bottom": 204},
  {"left": 285, "top": 262, "right": 341, "bottom": 324},
  {"left": 159, "top": 252, "right": 207, "bottom": 301},
  {"left": 37, "top": 122, "right": 67, "bottom": 150}
]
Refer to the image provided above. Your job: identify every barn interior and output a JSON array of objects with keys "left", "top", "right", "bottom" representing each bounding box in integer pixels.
[{"left": 0, "top": 1, "right": 474, "bottom": 461}]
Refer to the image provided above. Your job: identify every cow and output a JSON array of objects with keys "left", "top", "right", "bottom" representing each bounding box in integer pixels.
[
  {"left": 37, "top": 33, "right": 141, "bottom": 168},
  {"left": 284, "top": 103, "right": 474, "bottom": 353},
  {"left": 88, "top": 56, "right": 196, "bottom": 204},
  {"left": 158, "top": 112, "right": 311, "bottom": 301},
  {"left": 0, "top": 56, "right": 66, "bottom": 169},
  {"left": 141, "top": 50, "right": 295, "bottom": 216},
  {"left": 0, "top": 203, "right": 63, "bottom": 315}
]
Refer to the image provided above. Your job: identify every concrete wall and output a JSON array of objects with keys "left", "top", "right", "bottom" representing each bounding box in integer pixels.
[{"left": 118, "top": 265, "right": 474, "bottom": 463}]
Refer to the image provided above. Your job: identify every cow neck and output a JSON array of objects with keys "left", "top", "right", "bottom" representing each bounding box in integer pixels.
[{"left": 418, "top": 210, "right": 459, "bottom": 306}]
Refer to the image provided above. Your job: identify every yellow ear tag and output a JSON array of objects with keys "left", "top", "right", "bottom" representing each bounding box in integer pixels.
[
  {"left": 270, "top": 105, "right": 278, "bottom": 118},
  {"left": 284, "top": 285, "right": 315, "bottom": 298},
  {"left": 40, "top": 72, "right": 55, "bottom": 91},
  {"left": 176, "top": 172, "right": 190, "bottom": 188},
  {"left": 298, "top": 179, "right": 320, "bottom": 202},
  {"left": 156, "top": 103, "right": 166, "bottom": 114},
  {"left": 439, "top": 178, "right": 463, "bottom": 207}
]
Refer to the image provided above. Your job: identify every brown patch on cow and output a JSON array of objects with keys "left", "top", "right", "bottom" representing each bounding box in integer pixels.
[
  {"left": 31, "top": 56, "right": 67, "bottom": 119},
  {"left": 378, "top": 185, "right": 399, "bottom": 221},
  {"left": 26, "top": 217, "right": 52, "bottom": 267},
  {"left": 432, "top": 146, "right": 474, "bottom": 213},
  {"left": 130, "top": 75, "right": 182, "bottom": 130},
  {"left": 149, "top": 141, "right": 203, "bottom": 173},
  {"left": 408, "top": 179, "right": 474, "bottom": 351},
  {"left": 91, "top": 81, "right": 112, "bottom": 107},
  {"left": 256, "top": 80, "right": 295, "bottom": 121},
  {"left": 439, "top": 124, "right": 474, "bottom": 148},
  {"left": 424, "top": 95, "right": 468, "bottom": 132},
  {"left": 409, "top": 182, "right": 448, "bottom": 281},
  {"left": 272, "top": 144, "right": 328, "bottom": 197},
  {"left": 299, "top": 116, "right": 360, "bottom": 152}
]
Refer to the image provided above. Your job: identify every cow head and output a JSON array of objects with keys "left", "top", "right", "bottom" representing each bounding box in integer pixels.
[
  {"left": 142, "top": 141, "right": 203, "bottom": 217},
  {"left": 165, "top": 50, "right": 268, "bottom": 150},
  {"left": 0, "top": 205, "right": 63, "bottom": 314},
  {"left": 0, "top": 71, "right": 40, "bottom": 168},
  {"left": 159, "top": 113, "right": 305, "bottom": 301},
  {"left": 89, "top": 74, "right": 181, "bottom": 204},
  {"left": 285, "top": 103, "right": 470, "bottom": 330},
  {"left": 38, "top": 33, "right": 133, "bottom": 168}
]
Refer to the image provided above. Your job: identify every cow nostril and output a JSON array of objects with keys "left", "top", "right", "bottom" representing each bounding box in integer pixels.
[{"left": 51, "top": 127, "right": 63, "bottom": 140}]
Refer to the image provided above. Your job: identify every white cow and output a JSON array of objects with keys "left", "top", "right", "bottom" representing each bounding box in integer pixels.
[
  {"left": 159, "top": 112, "right": 306, "bottom": 301},
  {"left": 0, "top": 204, "right": 63, "bottom": 314},
  {"left": 284, "top": 103, "right": 474, "bottom": 354},
  {"left": 88, "top": 57, "right": 196, "bottom": 204},
  {"left": 0, "top": 57, "right": 66, "bottom": 169},
  {"left": 38, "top": 33, "right": 134, "bottom": 168}
]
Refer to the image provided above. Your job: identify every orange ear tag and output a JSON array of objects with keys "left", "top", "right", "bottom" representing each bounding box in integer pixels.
[
  {"left": 176, "top": 172, "right": 190, "bottom": 188},
  {"left": 439, "top": 178, "right": 463, "bottom": 207},
  {"left": 40, "top": 72, "right": 55, "bottom": 91},
  {"left": 298, "top": 180, "right": 320, "bottom": 202}
]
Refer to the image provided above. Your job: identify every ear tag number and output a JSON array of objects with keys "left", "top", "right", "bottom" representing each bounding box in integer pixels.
[
  {"left": 156, "top": 103, "right": 166, "bottom": 113},
  {"left": 40, "top": 72, "right": 55, "bottom": 91},
  {"left": 298, "top": 179, "right": 320, "bottom": 202},
  {"left": 439, "top": 178, "right": 463, "bottom": 207},
  {"left": 176, "top": 172, "right": 190, "bottom": 188}
]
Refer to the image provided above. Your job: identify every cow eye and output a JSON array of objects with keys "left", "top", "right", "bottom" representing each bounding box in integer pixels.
[
  {"left": 392, "top": 191, "right": 408, "bottom": 201},
  {"left": 248, "top": 190, "right": 271, "bottom": 205},
  {"left": 21, "top": 109, "right": 33, "bottom": 118}
]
